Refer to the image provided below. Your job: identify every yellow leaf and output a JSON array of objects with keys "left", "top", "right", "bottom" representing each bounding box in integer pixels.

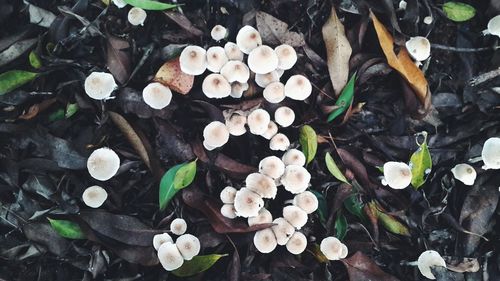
[{"left": 154, "top": 57, "right": 194, "bottom": 95}]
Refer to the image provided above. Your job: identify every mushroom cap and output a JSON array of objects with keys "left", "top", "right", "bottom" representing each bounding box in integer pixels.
[
  {"left": 230, "top": 82, "right": 249, "bottom": 98},
  {"left": 253, "top": 228, "right": 277, "bottom": 253},
  {"left": 127, "top": 7, "right": 147, "bottom": 26},
  {"left": 247, "top": 109, "right": 271, "bottom": 135},
  {"left": 87, "top": 147, "right": 120, "bottom": 181},
  {"left": 246, "top": 172, "right": 278, "bottom": 199},
  {"left": 220, "top": 204, "right": 237, "bottom": 219},
  {"left": 112, "top": 0, "right": 127, "bottom": 8},
  {"left": 142, "top": 82, "right": 172, "bottom": 109},
  {"left": 320, "top": 236, "right": 345, "bottom": 260},
  {"left": 175, "top": 234, "right": 201, "bottom": 261},
  {"left": 282, "top": 149, "right": 306, "bottom": 166},
  {"left": 220, "top": 186, "right": 238, "bottom": 204},
  {"left": 248, "top": 208, "right": 273, "bottom": 226},
  {"left": 82, "top": 185, "right": 108, "bottom": 208},
  {"left": 280, "top": 165, "right": 311, "bottom": 194},
  {"left": 284, "top": 75, "right": 312, "bottom": 100},
  {"left": 285, "top": 231, "right": 307, "bottom": 255},
  {"left": 487, "top": 15, "right": 500, "bottom": 37},
  {"left": 405, "top": 36, "right": 431, "bottom": 61},
  {"left": 202, "top": 73, "right": 231, "bottom": 98},
  {"left": 339, "top": 243, "right": 348, "bottom": 259},
  {"left": 274, "top": 44, "right": 297, "bottom": 70},
  {"left": 269, "top": 133, "right": 291, "bottom": 151},
  {"left": 481, "top": 137, "right": 500, "bottom": 169},
  {"left": 293, "top": 191, "right": 319, "bottom": 214},
  {"left": 236, "top": 25, "right": 262, "bottom": 54},
  {"left": 271, "top": 217, "right": 295, "bottom": 245},
  {"left": 225, "top": 112, "right": 247, "bottom": 136},
  {"left": 255, "top": 71, "right": 280, "bottom": 88},
  {"left": 283, "top": 205, "right": 308, "bottom": 229},
  {"left": 211, "top": 25, "right": 227, "bottom": 41},
  {"left": 170, "top": 218, "right": 187, "bottom": 235},
  {"left": 423, "top": 16, "right": 433, "bottom": 25},
  {"left": 274, "top": 106, "right": 295, "bottom": 127},
  {"left": 260, "top": 121, "right": 278, "bottom": 140},
  {"left": 153, "top": 233, "right": 174, "bottom": 251},
  {"left": 179, "top": 45, "right": 207, "bottom": 75},
  {"left": 203, "top": 121, "right": 230, "bottom": 149},
  {"left": 233, "top": 188, "right": 264, "bottom": 218},
  {"left": 224, "top": 42, "right": 244, "bottom": 61},
  {"left": 248, "top": 46, "right": 279, "bottom": 74},
  {"left": 220, "top": 61, "right": 250, "bottom": 83},
  {"left": 382, "top": 162, "right": 412, "bottom": 189},
  {"left": 263, "top": 82, "right": 285, "bottom": 103},
  {"left": 84, "top": 72, "right": 117, "bottom": 100},
  {"left": 206, "top": 46, "right": 229, "bottom": 73},
  {"left": 158, "top": 242, "right": 184, "bottom": 271},
  {"left": 259, "top": 156, "right": 285, "bottom": 179},
  {"left": 417, "top": 250, "right": 447, "bottom": 280},
  {"left": 451, "top": 164, "right": 477, "bottom": 186},
  {"left": 202, "top": 140, "right": 216, "bottom": 151}
]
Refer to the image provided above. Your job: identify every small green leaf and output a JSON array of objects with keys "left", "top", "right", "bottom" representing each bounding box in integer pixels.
[
  {"left": 443, "top": 2, "right": 476, "bottom": 22},
  {"left": 48, "top": 109, "right": 65, "bottom": 122},
  {"left": 123, "top": 0, "right": 177, "bottom": 10},
  {"left": 334, "top": 212, "right": 347, "bottom": 240},
  {"left": 325, "top": 152, "right": 348, "bottom": 183},
  {"left": 65, "top": 103, "right": 78, "bottom": 118},
  {"left": 172, "top": 254, "right": 227, "bottom": 277},
  {"left": 310, "top": 190, "right": 327, "bottom": 227},
  {"left": 409, "top": 132, "right": 432, "bottom": 189},
  {"left": 367, "top": 201, "right": 410, "bottom": 236},
  {"left": 29, "top": 51, "right": 42, "bottom": 69},
  {"left": 0, "top": 70, "right": 39, "bottom": 95},
  {"left": 327, "top": 73, "right": 356, "bottom": 122},
  {"left": 48, "top": 218, "right": 85, "bottom": 239},
  {"left": 299, "top": 125, "right": 317, "bottom": 165},
  {"left": 159, "top": 159, "right": 197, "bottom": 210}
]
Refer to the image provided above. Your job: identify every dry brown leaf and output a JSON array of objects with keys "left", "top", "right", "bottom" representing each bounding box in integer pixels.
[
  {"left": 342, "top": 252, "right": 400, "bottom": 281},
  {"left": 370, "top": 11, "right": 429, "bottom": 104},
  {"left": 256, "top": 11, "right": 305, "bottom": 47},
  {"left": 18, "top": 98, "right": 57, "bottom": 120},
  {"left": 106, "top": 35, "right": 130, "bottom": 85},
  {"left": 322, "top": 8, "right": 352, "bottom": 96},
  {"left": 153, "top": 57, "right": 194, "bottom": 95}
]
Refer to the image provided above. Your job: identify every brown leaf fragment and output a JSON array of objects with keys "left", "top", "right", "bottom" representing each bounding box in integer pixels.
[
  {"left": 163, "top": 11, "right": 204, "bottom": 37},
  {"left": 18, "top": 98, "right": 57, "bottom": 120},
  {"left": 106, "top": 35, "right": 131, "bottom": 85},
  {"left": 322, "top": 8, "right": 352, "bottom": 96},
  {"left": 153, "top": 57, "right": 194, "bottom": 95},
  {"left": 341, "top": 251, "right": 400, "bottom": 281},
  {"left": 256, "top": 11, "right": 305, "bottom": 47}
]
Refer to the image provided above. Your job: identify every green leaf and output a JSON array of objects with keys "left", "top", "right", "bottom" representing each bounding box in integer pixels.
[
  {"left": 0, "top": 70, "right": 39, "bottom": 95},
  {"left": 325, "top": 152, "right": 348, "bottom": 183},
  {"left": 29, "top": 51, "right": 42, "bottom": 69},
  {"left": 159, "top": 159, "right": 197, "bottom": 210},
  {"left": 343, "top": 194, "right": 366, "bottom": 223},
  {"left": 443, "top": 2, "right": 476, "bottom": 22},
  {"left": 409, "top": 132, "right": 432, "bottom": 189},
  {"left": 65, "top": 103, "right": 78, "bottom": 118},
  {"left": 367, "top": 201, "right": 410, "bottom": 236},
  {"left": 48, "top": 109, "right": 65, "bottom": 122},
  {"left": 327, "top": 73, "right": 356, "bottom": 122},
  {"left": 172, "top": 254, "right": 227, "bottom": 277},
  {"left": 310, "top": 190, "right": 327, "bottom": 227},
  {"left": 48, "top": 218, "right": 85, "bottom": 239},
  {"left": 123, "top": 0, "right": 177, "bottom": 10},
  {"left": 334, "top": 212, "right": 347, "bottom": 240},
  {"left": 299, "top": 125, "right": 317, "bottom": 165}
]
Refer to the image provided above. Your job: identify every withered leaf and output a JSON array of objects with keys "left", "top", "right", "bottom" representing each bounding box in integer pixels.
[
  {"left": 256, "top": 11, "right": 305, "bottom": 47},
  {"left": 106, "top": 35, "right": 131, "bottom": 85},
  {"left": 154, "top": 57, "right": 194, "bottom": 95},
  {"left": 342, "top": 251, "right": 400, "bottom": 281}
]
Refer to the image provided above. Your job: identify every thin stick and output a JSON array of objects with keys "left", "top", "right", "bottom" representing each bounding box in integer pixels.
[{"left": 431, "top": 44, "right": 500, "bottom": 53}]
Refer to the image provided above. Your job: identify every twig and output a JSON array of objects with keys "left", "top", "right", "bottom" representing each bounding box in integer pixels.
[
  {"left": 469, "top": 67, "right": 500, "bottom": 86},
  {"left": 431, "top": 44, "right": 500, "bottom": 53}
]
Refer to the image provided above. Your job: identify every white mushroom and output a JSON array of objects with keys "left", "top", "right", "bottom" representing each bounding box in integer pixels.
[
  {"left": 211, "top": 25, "right": 227, "bottom": 41},
  {"left": 263, "top": 82, "right": 285, "bottom": 103},
  {"left": 260, "top": 121, "right": 278, "bottom": 140},
  {"left": 398, "top": 0, "right": 407, "bottom": 10},
  {"left": 486, "top": 15, "right": 500, "bottom": 37},
  {"left": 247, "top": 46, "right": 279, "bottom": 74},
  {"left": 280, "top": 165, "right": 311, "bottom": 194},
  {"left": 224, "top": 42, "right": 244, "bottom": 61},
  {"left": 153, "top": 233, "right": 173, "bottom": 251},
  {"left": 423, "top": 16, "right": 433, "bottom": 25},
  {"left": 248, "top": 208, "right": 273, "bottom": 226},
  {"left": 142, "top": 82, "right": 172, "bottom": 109},
  {"left": 247, "top": 109, "right": 271, "bottom": 135},
  {"left": 158, "top": 242, "right": 184, "bottom": 271},
  {"left": 293, "top": 191, "right": 318, "bottom": 214},
  {"left": 451, "top": 164, "right": 476, "bottom": 186},
  {"left": 87, "top": 147, "right": 120, "bottom": 181},
  {"left": 233, "top": 188, "right": 264, "bottom": 218},
  {"left": 259, "top": 156, "right": 285, "bottom": 179},
  {"left": 417, "top": 250, "right": 447, "bottom": 280},
  {"left": 283, "top": 205, "right": 308, "bottom": 229},
  {"left": 284, "top": 75, "right": 312, "bottom": 101},
  {"left": 203, "top": 121, "right": 230, "bottom": 150},
  {"left": 246, "top": 173, "right": 278, "bottom": 199},
  {"left": 179, "top": 45, "right": 207, "bottom": 75},
  {"left": 269, "top": 133, "right": 290, "bottom": 151},
  {"left": 271, "top": 217, "right": 295, "bottom": 245},
  {"left": 285, "top": 231, "right": 307, "bottom": 255},
  {"left": 175, "top": 234, "right": 201, "bottom": 261},
  {"left": 236, "top": 25, "right": 262, "bottom": 54},
  {"left": 253, "top": 228, "right": 277, "bottom": 253},
  {"left": 274, "top": 44, "right": 297, "bottom": 70},
  {"left": 82, "top": 185, "right": 108, "bottom": 208},
  {"left": 282, "top": 149, "right": 306, "bottom": 166},
  {"left": 84, "top": 72, "right": 117, "bottom": 100},
  {"left": 225, "top": 112, "right": 247, "bottom": 136},
  {"left": 320, "top": 236, "right": 346, "bottom": 260},
  {"left": 382, "top": 162, "right": 412, "bottom": 189},
  {"left": 170, "top": 218, "right": 187, "bottom": 235},
  {"left": 206, "top": 46, "right": 229, "bottom": 73},
  {"left": 230, "top": 82, "right": 249, "bottom": 98},
  {"left": 405, "top": 36, "right": 431, "bottom": 62},
  {"left": 481, "top": 137, "right": 500, "bottom": 170},
  {"left": 220, "top": 61, "right": 250, "bottom": 83},
  {"left": 274, "top": 106, "right": 295, "bottom": 127},
  {"left": 275, "top": 68, "right": 285, "bottom": 78},
  {"left": 202, "top": 73, "right": 231, "bottom": 98},
  {"left": 127, "top": 7, "right": 147, "bottom": 26},
  {"left": 112, "top": 0, "right": 127, "bottom": 8},
  {"left": 220, "top": 204, "right": 237, "bottom": 219},
  {"left": 255, "top": 71, "right": 280, "bottom": 88}
]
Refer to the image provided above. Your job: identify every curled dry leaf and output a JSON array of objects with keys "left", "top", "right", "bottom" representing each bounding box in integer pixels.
[
  {"left": 322, "top": 8, "right": 352, "bottom": 96},
  {"left": 106, "top": 35, "right": 131, "bottom": 85},
  {"left": 342, "top": 251, "right": 400, "bottom": 281},
  {"left": 18, "top": 98, "right": 57, "bottom": 120},
  {"left": 153, "top": 57, "right": 194, "bottom": 95},
  {"left": 256, "top": 11, "right": 305, "bottom": 47}
]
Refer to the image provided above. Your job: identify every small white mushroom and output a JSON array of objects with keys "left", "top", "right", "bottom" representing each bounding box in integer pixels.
[
  {"left": 82, "top": 185, "right": 108, "bottom": 208},
  {"left": 284, "top": 75, "right": 312, "bottom": 101},
  {"left": 423, "top": 16, "right": 433, "bottom": 25},
  {"left": 246, "top": 173, "right": 278, "bottom": 199},
  {"left": 203, "top": 121, "right": 230, "bottom": 150},
  {"left": 255, "top": 71, "right": 280, "bottom": 88},
  {"left": 236, "top": 25, "right": 262, "bottom": 54},
  {"left": 274, "top": 44, "right": 297, "bottom": 70},
  {"left": 225, "top": 112, "right": 247, "bottom": 136},
  {"left": 233, "top": 188, "right": 264, "bottom": 218},
  {"left": 230, "top": 82, "right": 249, "bottom": 98},
  {"left": 175, "top": 234, "right": 201, "bottom": 261},
  {"left": 247, "top": 109, "right": 271, "bottom": 135},
  {"left": 275, "top": 68, "right": 285, "bottom": 78},
  {"left": 220, "top": 61, "right": 250, "bottom": 83},
  {"left": 283, "top": 205, "right": 308, "bottom": 229},
  {"left": 280, "top": 165, "right": 311, "bottom": 194},
  {"left": 170, "top": 218, "right": 187, "bottom": 235},
  {"left": 405, "top": 36, "right": 431, "bottom": 62},
  {"left": 112, "top": 0, "right": 127, "bottom": 8},
  {"left": 248, "top": 208, "right": 273, "bottom": 226},
  {"left": 224, "top": 42, "right": 244, "bottom": 61},
  {"left": 269, "top": 133, "right": 291, "bottom": 151},
  {"left": 417, "top": 250, "right": 447, "bottom": 280},
  {"left": 487, "top": 15, "right": 500, "bottom": 37},
  {"left": 481, "top": 137, "right": 500, "bottom": 170},
  {"left": 142, "top": 82, "right": 172, "bottom": 109},
  {"left": 274, "top": 106, "right": 295, "bottom": 127},
  {"left": 260, "top": 121, "right": 278, "bottom": 140},
  {"left": 153, "top": 233, "right": 173, "bottom": 251},
  {"left": 247, "top": 45, "right": 279, "bottom": 74},
  {"left": 263, "top": 82, "right": 285, "bottom": 103},
  {"left": 87, "top": 147, "right": 120, "bottom": 181},
  {"left": 128, "top": 7, "right": 147, "bottom": 26},
  {"left": 293, "top": 191, "right": 318, "bottom": 214},
  {"left": 158, "top": 242, "right": 184, "bottom": 271},
  {"left": 259, "top": 156, "right": 285, "bottom": 179},
  {"left": 320, "top": 236, "right": 346, "bottom": 260},
  {"left": 206, "top": 46, "right": 229, "bottom": 73},
  {"left": 382, "top": 162, "right": 412, "bottom": 189},
  {"left": 282, "top": 149, "right": 306, "bottom": 166},
  {"left": 84, "top": 72, "right": 117, "bottom": 100},
  {"left": 211, "top": 25, "right": 227, "bottom": 41},
  {"left": 285, "top": 231, "right": 307, "bottom": 255},
  {"left": 179, "top": 45, "right": 207, "bottom": 75},
  {"left": 451, "top": 164, "right": 476, "bottom": 186},
  {"left": 253, "top": 228, "right": 277, "bottom": 253},
  {"left": 398, "top": 0, "right": 407, "bottom": 10},
  {"left": 271, "top": 217, "right": 295, "bottom": 245},
  {"left": 220, "top": 204, "right": 237, "bottom": 219},
  {"left": 202, "top": 73, "right": 231, "bottom": 98}
]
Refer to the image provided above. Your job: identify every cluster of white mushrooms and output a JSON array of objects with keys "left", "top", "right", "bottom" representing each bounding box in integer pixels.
[{"left": 153, "top": 218, "right": 201, "bottom": 271}]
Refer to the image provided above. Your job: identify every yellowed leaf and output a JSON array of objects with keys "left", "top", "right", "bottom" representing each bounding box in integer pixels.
[
  {"left": 154, "top": 57, "right": 194, "bottom": 95},
  {"left": 322, "top": 8, "right": 352, "bottom": 96},
  {"left": 256, "top": 11, "right": 305, "bottom": 47},
  {"left": 370, "top": 11, "right": 429, "bottom": 104}
]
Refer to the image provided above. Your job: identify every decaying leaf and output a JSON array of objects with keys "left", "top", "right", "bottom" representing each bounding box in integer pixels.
[
  {"left": 172, "top": 254, "right": 228, "bottom": 277},
  {"left": 367, "top": 201, "right": 410, "bottom": 237},
  {"left": 256, "top": 11, "right": 305, "bottom": 47},
  {"left": 106, "top": 35, "right": 131, "bottom": 85},
  {"left": 342, "top": 252, "right": 400, "bottom": 281},
  {"left": 154, "top": 57, "right": 194, "bottom": 95}
]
